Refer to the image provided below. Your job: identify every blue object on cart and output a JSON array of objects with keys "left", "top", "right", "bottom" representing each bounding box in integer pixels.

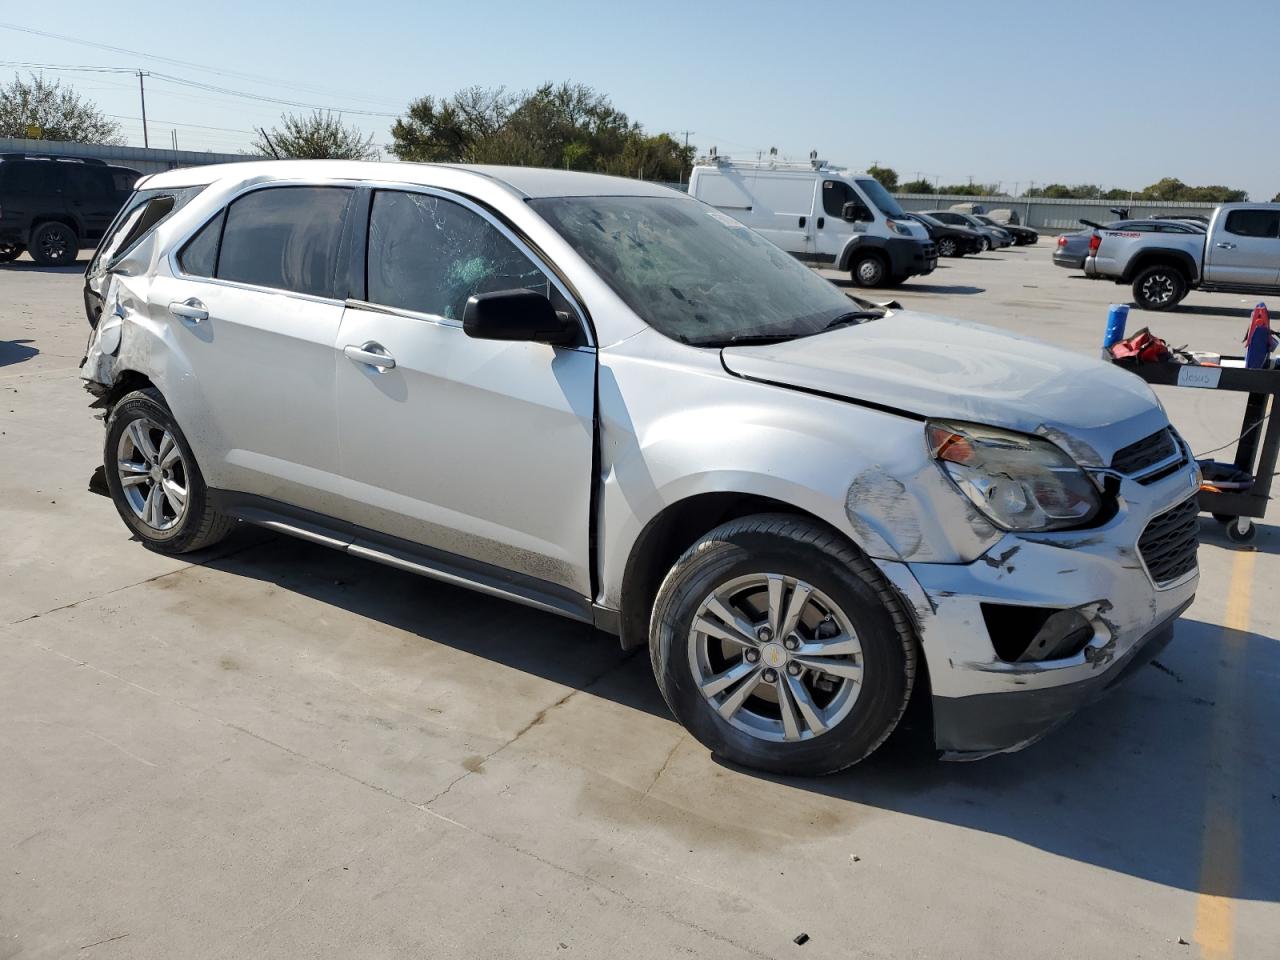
[
  {"left": 1244, "top": 302, "right": 1274, "bottom": 368},
  {"left": 1103, "top": 303, "right": 1129, "bottom": 351}
]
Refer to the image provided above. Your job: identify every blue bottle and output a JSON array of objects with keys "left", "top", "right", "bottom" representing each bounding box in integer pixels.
[{"left": 1103, "top": 303, "right": 1129, "bottom": 352}]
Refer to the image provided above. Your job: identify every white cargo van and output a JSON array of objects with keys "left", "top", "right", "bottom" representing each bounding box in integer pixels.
[{"left": 688, "top": 156, "right": 936, "bottom": 287}]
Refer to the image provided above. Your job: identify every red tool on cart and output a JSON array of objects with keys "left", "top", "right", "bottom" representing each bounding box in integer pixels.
[{"left": 1108, "top": 304, "right": 1277, "bottom": 544}]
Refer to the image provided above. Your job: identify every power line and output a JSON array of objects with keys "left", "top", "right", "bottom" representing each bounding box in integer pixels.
[
  {"left": 0, "top": 21, "right": 403, "bottom": 108},
  {"left": 0, "top": 59, "right": 399, "bottom": 118}
]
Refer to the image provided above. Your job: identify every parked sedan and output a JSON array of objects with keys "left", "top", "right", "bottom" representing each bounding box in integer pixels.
[
  {"left": 975, "top": 215, "right": 1038, "bottom": 245},
  {"left": 1052, "top": 219, "right": 1205, "bottom": 271},
  {"left": 923, "top": 210, "right": 1012, "bottom": 250},
  {"left": 902, "top": 212, "right": 984, "bottom": 257}
]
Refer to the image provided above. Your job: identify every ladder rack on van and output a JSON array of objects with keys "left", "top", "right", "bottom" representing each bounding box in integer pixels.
[{"left": 694, "top": 155, "right": 837, "bottom": 173}]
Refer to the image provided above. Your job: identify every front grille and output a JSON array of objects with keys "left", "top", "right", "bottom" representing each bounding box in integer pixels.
[
  {"left": 1138, "top": 496, "right": 1200, "bottom": 585},
  {"left": 1112, "top": 427, "right": 1182, "bottom": 482}
]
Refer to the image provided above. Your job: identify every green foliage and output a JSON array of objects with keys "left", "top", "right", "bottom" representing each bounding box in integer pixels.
[
  {"left": 1135, "top": 177, "right": 1246, "bottom": 202},
  {"left": 1025, "top": 178, "right": 1247, "bottom": 202},
  {"left": 0, "top": 72, "right": 122, "bottom": 144},
  {"left": 897, "top": 178, "right": 934, "bottom": 194},
  {"left": 252, "top": 111, "right": 378, "bottom": 160},
  {"left": 937, "top": 183, "right": 1003, "bottom": 197},
  {"left": 390, "top": 82, "right": 694, "bottom": 181},
  {"left": 865, "top": 164, "right": 898, "bottom": 190},
  {"left": 1273, "top": 191, "right": 1280, "bottom": 203}
]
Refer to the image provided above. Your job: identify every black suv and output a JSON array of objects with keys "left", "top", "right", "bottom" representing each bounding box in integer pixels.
[{"left": 0, "top": 155, "right": 140, "bottom": 266}]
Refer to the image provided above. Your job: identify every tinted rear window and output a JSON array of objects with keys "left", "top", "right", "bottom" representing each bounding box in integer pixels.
[
  {"left": 0, "top": 161, "right": 62, "bottom": 194},
  {"left": 62, "top": 165, "right": 114, "bottom": 199},
  {"left": 215, "top": 186, "right": 354, "bottom": 298},
  {"left": 1224, "top": 209, "right": 1280, "bottom": 239}
]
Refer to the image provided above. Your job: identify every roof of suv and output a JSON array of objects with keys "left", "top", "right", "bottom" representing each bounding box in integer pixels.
[{"left": 140, "top": 160, "right": 681, "bottom": 200}]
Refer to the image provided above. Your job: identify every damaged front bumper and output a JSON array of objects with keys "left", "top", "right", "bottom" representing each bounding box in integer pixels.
[{"left": 876, "top": 464, "right": 1201, "bottom": 758}]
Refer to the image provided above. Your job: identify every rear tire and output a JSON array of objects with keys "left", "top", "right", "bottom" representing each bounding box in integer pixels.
[
  {"left": 1132, "top": 264, "right": 1187, "bottom": 311},
  {"left": 0, "top": 242, "right": 23, "bottom": 263},
  {"left": 850, "top": 253, "right": 887, "bottom": 287},
  {"left": 649, "top": 514, "right": 916, "bottom": 776},
  {"left": 29, "top": 222, "right": 78, "bottom": 266},
  {"left": 104, "top": 389, "right": 237, "bottom": 554}
]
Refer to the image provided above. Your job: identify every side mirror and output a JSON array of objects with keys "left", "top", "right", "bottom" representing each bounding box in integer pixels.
[
  {"left": 462, "top": 289, "right": 579, "bottom": 347},
  {"left": 842, "top": 201, "right": 873, "bottom": 222}
]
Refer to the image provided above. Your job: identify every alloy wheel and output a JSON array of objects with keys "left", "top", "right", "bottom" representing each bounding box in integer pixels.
[
  {"left": 116, "top": 417, "right": 189, "bottom": 531},
  {"left": 39, "top": 229, "right": 70, "bottom": 262},
  {"left": 1141, "top": 273, "right": 1175, "bottom": 306},
  {"left": 688, "top": 573, "right": 863, "bottom": 743}
]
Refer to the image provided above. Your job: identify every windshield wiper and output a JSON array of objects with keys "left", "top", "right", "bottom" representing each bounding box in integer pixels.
[
  {"left": 821, "top": 310, "right": 884, "bottom": 332},
  {"left": 694, "top": 333, "right": 798, "bottom": 348}
]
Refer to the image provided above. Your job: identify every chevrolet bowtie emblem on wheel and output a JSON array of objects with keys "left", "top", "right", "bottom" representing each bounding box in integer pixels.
[{"left": 762, "top": 644, "right": 787, "bottom": 668}]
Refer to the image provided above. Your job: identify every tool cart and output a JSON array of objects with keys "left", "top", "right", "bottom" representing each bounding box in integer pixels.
[{"left": 1120, "top": 359, "right": 1278, "bottom": 543}]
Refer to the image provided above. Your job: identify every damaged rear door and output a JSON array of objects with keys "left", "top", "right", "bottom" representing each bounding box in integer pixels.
[{"left": 142, "top": 184, "right": 355, "bottom": 512}]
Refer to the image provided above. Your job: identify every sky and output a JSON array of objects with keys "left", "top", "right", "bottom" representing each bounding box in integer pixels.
[{"left": 2, "top": 0, "right": 1277, "bottom": 199}]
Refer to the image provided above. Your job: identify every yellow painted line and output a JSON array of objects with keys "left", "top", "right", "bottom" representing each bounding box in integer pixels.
[{"left": 1193, "top": 549, "right": 1255, "bottom": 960}]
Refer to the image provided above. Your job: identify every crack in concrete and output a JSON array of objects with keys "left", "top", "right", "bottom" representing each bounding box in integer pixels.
[
  {"left": 7, "top": 535, "right": 272, "bottom": 626},
  {"left": 422, "top": 648, "right": 642, "bottom": 807},
  {"left": 642, "top": 735, "right": 684, "bottom": 798}
]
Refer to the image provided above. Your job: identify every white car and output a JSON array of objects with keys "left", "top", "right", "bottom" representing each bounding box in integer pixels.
[{"left": 81, "top": 160, "right": 1200, "bottom": 775}]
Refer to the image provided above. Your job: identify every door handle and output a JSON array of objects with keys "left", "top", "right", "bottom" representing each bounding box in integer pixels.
[
  {"left": 344, "top": 342, "right": 396, "bottom": 370},
  {"left": 168, "top": 298, "right": 208, "bottom": 323},
  {"left": 1216, "top": 242, "right": 1237, "bottom": 249}
]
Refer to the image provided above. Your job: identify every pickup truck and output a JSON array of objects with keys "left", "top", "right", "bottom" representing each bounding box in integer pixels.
[{"left": 1084, "top": 203, "right": 1280, "bottom": 310}]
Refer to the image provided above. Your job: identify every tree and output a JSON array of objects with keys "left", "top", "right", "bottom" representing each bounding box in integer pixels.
[
  {"left": 937, "top": 182, "right": 1002, "bottom": 197},
  {"left": 390, "top": 82, "right": 694, "bottom": 181},
  {"left": 0, "top": 72, "right": 122, "bottom": 144},
  {"left": 1136, "top": 177, "right": 1247, "bottom": 202},
  {"left": 866, "top": 164, "right": 898, "bottom": 190},
  {"left": 1273, "top": 191, "right": 1280, "bottom": 203},
  {"left": 898, "top": 178, "right": 934, "bottom": 194},
  {"left": 252, "top": 110, "right": 378, "bottom": 160}
]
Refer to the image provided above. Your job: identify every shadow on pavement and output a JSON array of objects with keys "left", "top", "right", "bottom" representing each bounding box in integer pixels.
[
  {"left": 0, "top": 257, "right": 85, "bottom": 273},
  {"left": 1, "top": 338, "right": 39, "bottom": 367},
  {"left": 205, "top": 532, "right": 1279, "bottom": 904}
]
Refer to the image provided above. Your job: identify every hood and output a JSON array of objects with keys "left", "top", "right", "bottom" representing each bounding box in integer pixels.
[{"left": 720, "top": 310, "right": 1167, "bottom": 466}]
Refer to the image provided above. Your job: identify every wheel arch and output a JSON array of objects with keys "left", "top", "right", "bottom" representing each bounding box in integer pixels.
[
  {"left": 1121, "top": 248, "right": 1198, "bottom": 284},
  {"left": 618, "top": 491, "right": 921, "bottom": 654},
  {"left": 837, "top": 237, "right": 889, "bottom": 272}
]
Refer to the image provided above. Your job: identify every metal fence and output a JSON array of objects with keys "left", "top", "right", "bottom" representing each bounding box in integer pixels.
[
  {"left": 893, "top": 194, "right": 1218, "bottom": 232},
  {"left": 0, "top": 138, "right": 256, "bottom": 175}
]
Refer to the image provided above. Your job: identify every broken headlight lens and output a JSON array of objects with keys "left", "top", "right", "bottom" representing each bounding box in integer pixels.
[{"left": 927, "top": 421, "right": 1101, "bottom": 532}]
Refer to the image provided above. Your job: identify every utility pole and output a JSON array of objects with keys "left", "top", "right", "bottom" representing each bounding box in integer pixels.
[
  {"left": 137, "top": 70, "right": 150, "bottom": 148},
  {"left": 676, "top": 131, "right": 694, "bottom": 184}
]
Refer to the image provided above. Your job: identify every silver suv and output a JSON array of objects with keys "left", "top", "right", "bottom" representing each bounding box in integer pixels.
[{"left": 81, "top": 161, "right": 1200, "bottom": 775}]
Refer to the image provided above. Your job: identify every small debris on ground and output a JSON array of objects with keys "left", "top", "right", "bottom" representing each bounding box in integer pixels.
[
  {"left": 1150, "top": 660, "right": 1183, "bottom": 683},
  {"left": 850, "top": 855, "right": 861, "bottom": 862},
  {"left": 793, "top": 933, "right": 809, "bottom": 946},
  {"left": 1176, "top": 936, "right": 1190, "bottom": 945}
]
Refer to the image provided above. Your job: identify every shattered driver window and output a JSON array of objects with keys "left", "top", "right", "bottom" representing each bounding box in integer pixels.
[{"left": 366, "top": 190, "right": 549, "bottom": 320}]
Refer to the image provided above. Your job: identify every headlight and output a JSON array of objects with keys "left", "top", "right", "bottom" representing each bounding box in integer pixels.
[
  {"left": 926, "top": 421, "right": 1101, "bottom": 531},
  {"left": 886, "top": 219, "right": 914, "bottom": 236}
]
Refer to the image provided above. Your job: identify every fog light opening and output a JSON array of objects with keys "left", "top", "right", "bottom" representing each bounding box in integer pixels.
[{"left": 981, "top": 604, "right": 1095, "bottom": 663}]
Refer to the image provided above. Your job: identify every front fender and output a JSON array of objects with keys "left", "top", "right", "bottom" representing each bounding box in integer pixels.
[{"left": 596, "top": 331, "right": 1002, "bottom": 608}]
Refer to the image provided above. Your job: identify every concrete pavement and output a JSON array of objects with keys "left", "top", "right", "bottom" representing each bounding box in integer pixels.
[{"left": 1, "top": 248, "right": 1276, "bottom": 959}]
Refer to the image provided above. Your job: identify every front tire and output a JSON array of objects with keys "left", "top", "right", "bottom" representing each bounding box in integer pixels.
[
  {"left": 649, "top": 514, "right": 917, "bottom": 776},
  {"left": 938, "top": 237, "right": 958, "bottom": 257},
  {"left": 979, "top": 236, "right": 991, "bottom": 252},
  {"left": 1132, "top": 265, "right": 1187, "bottom": 311},
  {"left": 104, "top": 389, "right": 236, "bottom": 554},
  {"left": 29, "top": 222, "right": 78, "bottom": 266},
  {"left": 0, "top": 242, "right": 23, "bottom": 263},
  {"left": 850, "top": 253, "right": 887, "bottom": 287}
]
